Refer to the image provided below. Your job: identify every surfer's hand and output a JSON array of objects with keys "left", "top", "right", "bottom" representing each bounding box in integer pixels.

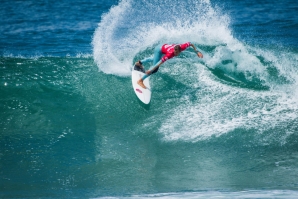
[
  {"left": 146, "top": 70, "right": 151, "bottom": 75},
  {"left": 197, "top": 52, "right": 203, "bottom": 58}
]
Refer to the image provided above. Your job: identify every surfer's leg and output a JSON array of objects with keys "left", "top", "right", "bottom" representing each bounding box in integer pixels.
[
  {"left": 135, "top": 56, "right": 154, "bottom": 74},
  {"left": 140, "top": 57, "right": 153, "bottom": 64},
  {"left": 141, "top": 44, "right": 163, "bottom": 76},
  {"left": 153, "top": 44, "right": 163, "bottom": 66},
  {"left": 137, "top": 79, "right": 147, "bottom": 89},
  {"left": 137, "top": 44, "right": 163, "bottom": 89},
  {"left": 140, "top": 44, "right": 163, "bottom": 65},
  {"left": 138, "top": 59, "right": 162, "bottom": 88}
]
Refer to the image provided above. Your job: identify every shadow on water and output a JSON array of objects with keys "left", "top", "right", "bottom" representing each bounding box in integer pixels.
[{"left": 135, "top": 95, "right": 151, "bottom": 110}]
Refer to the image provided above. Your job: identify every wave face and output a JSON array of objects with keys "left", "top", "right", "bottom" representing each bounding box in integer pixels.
[{"left": 1, "top": 0, "right": 298, "bottom": 198}]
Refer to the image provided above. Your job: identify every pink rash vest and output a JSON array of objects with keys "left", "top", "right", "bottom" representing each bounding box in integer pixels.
[{"left": 160, "top": 42, "right": 191, "bottom": 62}]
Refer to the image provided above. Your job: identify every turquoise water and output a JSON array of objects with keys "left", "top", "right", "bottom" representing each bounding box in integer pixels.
[{"left": 1, "top": 0, "right": 298, "bottom": 198}]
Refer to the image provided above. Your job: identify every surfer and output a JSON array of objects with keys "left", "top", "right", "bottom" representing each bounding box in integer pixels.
[{"left": 135, "top": 42, "right": 203, "bottom": 89}]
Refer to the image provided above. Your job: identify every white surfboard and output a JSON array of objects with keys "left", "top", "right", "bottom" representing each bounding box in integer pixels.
[{"left": 131, "top": 69, "right": 151, "bottom": 104}]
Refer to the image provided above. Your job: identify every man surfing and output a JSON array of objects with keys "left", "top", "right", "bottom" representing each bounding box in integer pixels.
[{"left": 135, "top": 42, "right": 203, "bottom": 89}]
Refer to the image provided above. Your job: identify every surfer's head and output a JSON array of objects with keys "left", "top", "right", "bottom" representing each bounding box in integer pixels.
[{"left": 174, "top": 45, "right": 181, "bottom": 56}]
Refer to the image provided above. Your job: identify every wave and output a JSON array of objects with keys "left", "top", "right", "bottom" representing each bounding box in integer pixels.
[{"left": 91, "top": 0, "right": 298, "bottom": 144}]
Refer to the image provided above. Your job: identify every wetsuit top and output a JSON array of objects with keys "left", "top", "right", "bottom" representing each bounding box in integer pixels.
[{"left": 160, "top": 42, "right": 191, "bottom": 62}]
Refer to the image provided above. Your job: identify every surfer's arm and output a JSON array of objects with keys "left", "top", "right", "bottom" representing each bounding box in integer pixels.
[
  {"left": 146, "top": 61, "right": 163, "bottom": 75},
  {"left": 141, "top": 61, "right": 163, "bottom": 80},
  {"left": 190, "top": 43, "right": 203, "bottom": 58}
]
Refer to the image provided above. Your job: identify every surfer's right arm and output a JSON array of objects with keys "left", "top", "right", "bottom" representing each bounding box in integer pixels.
[
  {"left": 140, "top": 61, "right": 163, "bottom": 81},
  {"left": 146, "top": 61, "right": 163, "bottom": 75},
  {"left": 190, "top": 43, "right": 203, "bottom": 58}
]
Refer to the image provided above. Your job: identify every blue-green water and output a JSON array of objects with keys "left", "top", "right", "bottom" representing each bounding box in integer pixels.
[{"left": 1, "top": 0, "right": 298, "bottom": 198}]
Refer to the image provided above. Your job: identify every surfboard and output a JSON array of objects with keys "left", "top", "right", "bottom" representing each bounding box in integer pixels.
[{"left": 131, "top": 68, "right": 151, "bottom": 104}]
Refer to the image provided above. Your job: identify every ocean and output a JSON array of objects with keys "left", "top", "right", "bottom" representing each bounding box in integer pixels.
[{"left": 1, "top": 0, "right": 298, "bottom": 198}]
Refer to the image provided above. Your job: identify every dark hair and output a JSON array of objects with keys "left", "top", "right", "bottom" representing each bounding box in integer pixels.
[{"left": 174, "top": 45, "right": 181, "bottom": 52}]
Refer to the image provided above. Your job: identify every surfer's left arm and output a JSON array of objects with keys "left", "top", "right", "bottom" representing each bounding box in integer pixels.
[{"left": 190, "top": 43, "right": 203, "bottom": 58}]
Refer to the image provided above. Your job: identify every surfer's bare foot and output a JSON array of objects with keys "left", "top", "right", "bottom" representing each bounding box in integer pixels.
[{"left": 137, "top": 79, "right": 146, "bottom": 89}]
